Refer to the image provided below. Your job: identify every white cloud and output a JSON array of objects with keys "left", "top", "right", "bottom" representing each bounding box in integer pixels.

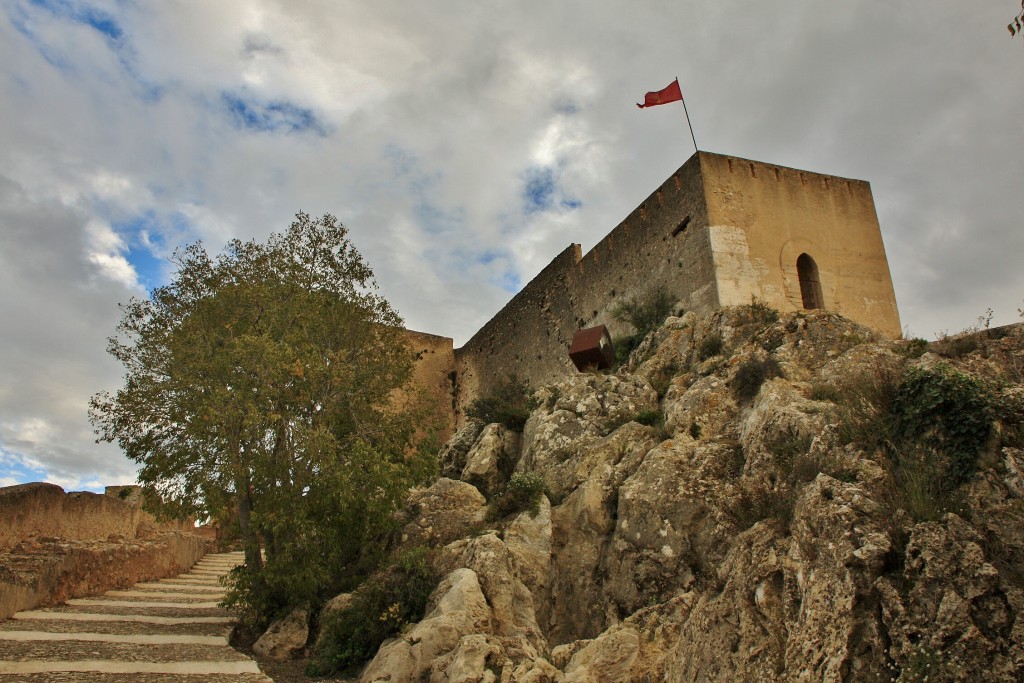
[
  {"left": 1, "top": 0, "right": 1022, "bottom": 489},
  {"left": 84, "top": 219, "right": 140, "bottom": 289}
]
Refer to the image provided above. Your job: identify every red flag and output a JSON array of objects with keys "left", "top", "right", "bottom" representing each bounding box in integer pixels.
[{"left": 637, "top": 79, "right": 682, "bottom": 109}]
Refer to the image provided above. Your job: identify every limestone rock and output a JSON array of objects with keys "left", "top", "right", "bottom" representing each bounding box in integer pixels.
[
  {"left": 520, "top": 375, "right": 658, "bottom": 500},
  {"left": 439, "top": 533, "right": 548, "bottom": 659},
  {"left": 605, "top": 439, "right": 734, "bottom": 618},
  {"left": 461, "top": 423, "right": 521, "bottom": 496},
  {"left": 254, "top": 607, "right": 309, "bottom": 660},
  {"left": 439, "top": 422, "right": 487, "bottom": 480},
  {"left": 357, "top": 311, "right": 1024, "bottom": 683},
  {"left": 360, "top": 568, "right": 493, "bottom": 683},
  {"left": 398, "top": 478, "right": 487, "bottom": 547}
]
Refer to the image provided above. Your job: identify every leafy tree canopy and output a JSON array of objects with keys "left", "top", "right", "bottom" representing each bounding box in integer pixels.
[{"left": 90, "top": 213, "right": 435, "bottom": 622}]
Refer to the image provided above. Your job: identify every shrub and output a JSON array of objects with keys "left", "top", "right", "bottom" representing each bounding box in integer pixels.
[
  {"left": 611, "top": 287, "right": 676, "bottom": 339},
  {"left": 890, "top": 364, "right": 993, "bottom": 486},
  {"left": 932, "top": 333, "right": 979, "bottom": 358},
  {"left": 732, "top": 356, "right": 782, "bottom": 403},
  {"left": 635, "top": 409, "right": 662, "bottom": 427},
  {"left": 698, "top": 332, "right": 724, "bottom": 360},
  {"left": 466, "top": 374, "right": 539, "bottom": 431},
  {"left": 307, "top": 547, "right": 438, "bottom": 677},
  {"left": 737, "top": 297, "right": 780, "bottom": 335},
  {"left": 831, "top": 363, "right": 996, "bottom": 522},
  {"left": 487, "top": 472, "right": 547, "bottom": 520},
  {"left": 613, "top": 335, "right": 641, "bottom": 366},
  {"left": 725, "top": 479, "right": 796, "bottom": 531},
  {"left": 898, "top": 337, "right": 929, "bottom": 359},
  {"left": 610, "top": 288, "right": 677, "bottom": 367},
  {"left": 689, "top": 421, "right": 702, "bottom": 440},
  {"left": 808, "top": 381, "right": 843, "bottom": 403}
]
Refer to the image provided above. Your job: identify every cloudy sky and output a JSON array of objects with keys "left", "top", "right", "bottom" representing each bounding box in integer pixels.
[{"left": 1, "top": 0, "right": 1022, "bottom": 492}]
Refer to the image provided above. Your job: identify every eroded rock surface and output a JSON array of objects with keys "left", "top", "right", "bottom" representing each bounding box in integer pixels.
[{"left": 347, "top": 310, "right": 1024, "bottom": 682}]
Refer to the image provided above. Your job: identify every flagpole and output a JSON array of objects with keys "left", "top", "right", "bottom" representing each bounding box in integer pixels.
[{"left": 677, "top": 77, "right": 699, "bottom": 153}]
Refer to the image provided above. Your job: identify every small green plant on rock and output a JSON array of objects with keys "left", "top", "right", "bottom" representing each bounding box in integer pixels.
[
  {"left": 610, "top": 288, "right": 677, "bottom": 366},
  {"left": 736, "top": 297, "right": 780, "bottom": 336},
  {"left": 732, "top": 356, "right": 782, "bottom": 403},
  {"left": 466, "top": 374, "right": 539, "bottom": 431},
  {"left": 698, "top": 332, "right": 724, "bottom": 360},
  {"left": 487, "top": 472, "right": 547, "bottom": 520}
]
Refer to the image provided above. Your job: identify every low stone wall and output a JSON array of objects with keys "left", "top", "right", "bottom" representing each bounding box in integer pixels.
[
  {"left": 0, "top": 482, "right": 199, "bottom": 551},
  {"left": 0, "top": 482, "right": 214, "bottom": 620},
  {"left": 0, "top": 531, "right": 209, "bottom": 620}
]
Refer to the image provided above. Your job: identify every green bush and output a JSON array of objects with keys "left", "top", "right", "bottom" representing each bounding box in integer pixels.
[
  {"left": 737, "top": 298, "right": 780, "bottom": 335},
  {"left": 898, "top": 337, "right": 930, "bottom": 359},
  {"left": 890, "top": 364, "right": 993, "bottom": 486},
  {"left": 609, "top": 288, "right": 677, "bottom": 367},
  {"left": 466, "top": 374, "right": 539, "bottom": 431},
  {"left": 698, "top": 333, "right": 724, "bottom": 360},
  {"left": 307, "top": 548, "right": 438, "bottom": 677},
  {"left": 830, "top": 363, "right": 997, "bottom": 522},
  {"left": 487, "top": 472, "right": 547, "bottom": 520},
  {"left": 611, "top": 287, "right": 676, "bottom": 339},
  {"left": 635, "top": 409, "right": 662, "bottom": 427},
  {"left": 732, "top": 356, "right": 782, "bottom": 403}
]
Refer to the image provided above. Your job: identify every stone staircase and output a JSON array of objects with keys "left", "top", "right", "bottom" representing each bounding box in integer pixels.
[{"left": 0, "top": 551, "right": 272, "bottom": 681}]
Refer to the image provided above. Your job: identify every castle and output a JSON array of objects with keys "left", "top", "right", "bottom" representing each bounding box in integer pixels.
[{"left": 404, "top": 151, "right": 901, "bottom": 439}]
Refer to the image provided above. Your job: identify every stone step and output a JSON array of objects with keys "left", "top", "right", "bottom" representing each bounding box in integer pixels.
[
  {"left": 68, "top": 599, "right": 222, "bottom": 609},
  {"left": 0, "top": 639, "right": 247, "bottom": 663},
  {"left": 0, "top": 551, "right": 267, "bottom": 681},
  {"left": 0, "top": 630, "right": 227, "bottom": 646},
  {"left": 0, "top": 618, "right": 232, "bottom": 638},
  {"left": 0, "top": 673, "right": 271, "bottom": 682},
  {"left": 12, "top": 611, "right": 234, "bottom": 625},
  {"left": 102, "top": 590, "right": 224, "bottom": 601},
  {"left": 133, "top": 582, "right": 225, "bottom": 592},
  {"left": 0, "top": 659, "right": 263, "bottom": 675}
]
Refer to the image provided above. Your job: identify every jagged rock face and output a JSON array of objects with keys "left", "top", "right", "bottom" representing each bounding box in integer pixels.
[{"left": 356, "top": 310, "right": 1024, "bottom": 682}]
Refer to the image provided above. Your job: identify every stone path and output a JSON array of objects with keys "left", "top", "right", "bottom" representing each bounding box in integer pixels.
[{"left": 0, "top": 551, "right": 272, "bottom": 681}]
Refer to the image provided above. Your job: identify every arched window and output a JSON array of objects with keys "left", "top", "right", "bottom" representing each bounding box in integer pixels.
[{"left": 797, "top": 253, "right": 824, "bottom": 310}]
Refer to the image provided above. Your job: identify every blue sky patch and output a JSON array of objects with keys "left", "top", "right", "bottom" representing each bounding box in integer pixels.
[
  {"left": 222, "top": 91, "right": 328, "bottom": 135},
  {"left": 523, "top": 167, "right": 556, "bottom": 214},
  {"left": 521, "top": 166, "right": 582, "bottom": 216},
  {"left": 0, "top": 448, "right": 52, "bottom": 487},
  {"left": 27, "top": 0, "right": 124, "bottom": 42},
  {"left": 112, "top": 212, "right": 175, "bottom": 291},
  {"left": 385, "top": 145, "right": 465, "bottom": 236}
]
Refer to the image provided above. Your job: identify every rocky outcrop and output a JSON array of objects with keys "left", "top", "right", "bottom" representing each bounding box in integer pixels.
[
  {"left": 254, "top": 607, "right": 310, "bottom": 660},
  {"left": 349, "top": 310, "right": 1024, "bottom": 682}
]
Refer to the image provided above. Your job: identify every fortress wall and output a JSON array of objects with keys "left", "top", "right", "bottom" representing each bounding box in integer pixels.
[
  {"left": 396, "top": 329, "right": 456, "bottom": 443},
  {"left": 700, "top": 154, "right": 902, "bottom": 337},
  {"left": 569, "top": 152, "right": 717, "bottom": 338},
  {"left": 454, "top": 244, "right": 583, "bottom": 419},
  {"left": 0, "top": 483, "right": 150, "bottom": 552},
  {"left": 454, "top": 153, "right": 719, "bottom": 418}
]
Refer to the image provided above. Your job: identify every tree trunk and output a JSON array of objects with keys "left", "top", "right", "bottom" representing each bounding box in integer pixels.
[{"left": 236, "top": 474, "right": 263, "bottom": 573}]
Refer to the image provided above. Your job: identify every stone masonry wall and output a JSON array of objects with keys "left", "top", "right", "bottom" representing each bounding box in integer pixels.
[
  {"left": 395, "top": 329, "right": 457, "bottom": 443},
  {"left": 0, "top": 483, "right": 180, "bottom": 552},
  {"left": 453, "top": 153, "right": 720, "bottom": 420},
  {"left": 0, "top": 482, "right": 212, "bottom": 619},
  {"left": 701, "top": 154, "right": 902, "bottom": 337}
]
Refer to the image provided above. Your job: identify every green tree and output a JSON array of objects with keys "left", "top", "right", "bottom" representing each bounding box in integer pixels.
[{"left": 90, "top": 213, "right": 434, "bottom": 621}]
